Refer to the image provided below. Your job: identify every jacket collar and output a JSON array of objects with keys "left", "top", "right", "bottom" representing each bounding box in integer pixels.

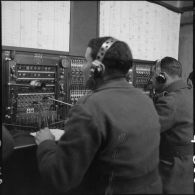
[
  {"left": 160, "top": 79, "right": 188, "bottom": 93},
  {"left": 94, "top": 77, "right": 132, "bottom": 92}
]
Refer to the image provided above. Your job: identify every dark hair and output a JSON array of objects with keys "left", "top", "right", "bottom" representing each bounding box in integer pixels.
[
  {"left": 160, "top": 57, "right": 182, "bottom": 77},
  {"left": 87, "top": 36, "right": 133, "bottom": 74}
]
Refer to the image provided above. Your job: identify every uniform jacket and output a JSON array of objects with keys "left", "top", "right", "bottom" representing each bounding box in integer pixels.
[
  {"left": 153, "top": 79, "right": 193, "bottom": 194},
  {"left": 37, "top": 77, "right": 162, "bottom": 195},
  {"left": 153, "top": 79, "right": 193, "bottom": 155}
]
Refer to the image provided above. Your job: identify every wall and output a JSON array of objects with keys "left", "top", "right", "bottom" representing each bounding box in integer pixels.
[
  {"left": 2, "top": 1, "right": 193, "bottom": 76},
  {"left": 69, "top": 1, "right": 98, "bottom": 56},
  {"left": 178, "top": 11, "right": 193, "bottom": 80},
  {"left": 160, "top": 1, "right": 193, "bottom": 9},
  {"left": 2, "top": 1, "right": 98, "bottom": 56}
]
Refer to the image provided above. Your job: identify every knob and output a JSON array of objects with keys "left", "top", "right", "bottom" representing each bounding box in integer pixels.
[{"left": 5, "top": 115, "right": 11, "bottom": 119}]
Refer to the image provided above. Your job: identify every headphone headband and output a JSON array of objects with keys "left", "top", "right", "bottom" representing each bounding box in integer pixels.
[
  {"left": 96, "top": 38, "right": 118, "bottom": 62},
  {"left": 90, "top": 37, "right": 118, "bottom": 79},
  {"left": 155, "top": 59, "right": 162, "bottom": 74}
]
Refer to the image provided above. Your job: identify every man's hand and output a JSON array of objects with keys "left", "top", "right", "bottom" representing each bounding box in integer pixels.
[{"left": 35, "top": 127, "right": 55, "bottom": 145}]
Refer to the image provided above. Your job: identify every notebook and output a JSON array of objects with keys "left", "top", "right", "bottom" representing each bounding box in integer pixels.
[{"left": 30, "top": 129, "right": 65, "bottom": 141}]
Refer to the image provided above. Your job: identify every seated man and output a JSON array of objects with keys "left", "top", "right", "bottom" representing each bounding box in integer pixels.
[{"left": 35, "top": 37, "right": 162, "bottom": 194}]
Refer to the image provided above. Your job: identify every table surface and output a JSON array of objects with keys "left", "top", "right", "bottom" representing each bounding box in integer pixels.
[{"left": 11, "top": 130, "right": 37, "bottom": 149}]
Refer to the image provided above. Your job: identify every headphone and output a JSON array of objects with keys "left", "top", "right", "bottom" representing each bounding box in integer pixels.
[
  {"left": 155, "top": 59, "right": 166, "bottom": 84},
  {"left": 90, "top": 37, "right": 118, "bottom": 78}
]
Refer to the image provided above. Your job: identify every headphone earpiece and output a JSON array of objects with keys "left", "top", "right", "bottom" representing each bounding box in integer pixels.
[
  {"left": 90, "top": 38, "right": 118, "bottom": 78},
  {"left": 155, "top": 59, "right": 166, "bottom": 84},
  {"left": 90, "top": 60, "right": 105, "bottom": 78},
  {"left": 156, "top": 72, "right": 166, "bottom": 83}
]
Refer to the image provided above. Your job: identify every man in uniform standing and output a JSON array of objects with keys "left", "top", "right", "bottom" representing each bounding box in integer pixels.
[
  {"left": 35, "top": 37, "right": 162, "bottom": 194},
  {"left": 150, "top": 57, "right": 194, "bottom": 194}
]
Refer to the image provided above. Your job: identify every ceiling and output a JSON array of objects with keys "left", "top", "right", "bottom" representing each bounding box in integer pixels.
[
  {"left": 161, "top": 1, "right": 193, "bottom": 8},
  {"left": 160, "top": 1, "right": 193, "bottom": 25},
  {"left": 159, "top": 1, "right": 193, "bottom": 11}
]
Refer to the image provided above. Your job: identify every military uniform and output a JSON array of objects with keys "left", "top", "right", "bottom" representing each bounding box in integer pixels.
[
  {"left": 153, "top": 79, "right": 194, "bottom": 194},
  {"left": 37, "top": 77, "right": 162, "bottom": 195}
]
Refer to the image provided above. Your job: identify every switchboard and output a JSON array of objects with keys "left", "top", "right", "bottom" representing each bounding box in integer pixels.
[
  {"left": 2, "top": 48, "right": 155, "bottom": 133},
  {"left": 131, "top": 60, "right": 155, "bottom": 95},
  {"left": 2, "top": 49, "right": 70, "bottom": 131},
  {"left": 69, "top": 56, "right": 92, "bottom": 105}
]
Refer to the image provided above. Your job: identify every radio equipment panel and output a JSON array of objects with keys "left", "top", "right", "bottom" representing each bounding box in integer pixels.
[
  {"left": 2, "top": 50, "right": 70, "bottom": 131},
  {"left": 2, "top": 49, "right": 155, "bottom": 133},
  {"left": 69, "top": 56, "right": 92, "bottom": 105},
  {"left": 131, "top": 60, "right": 155, "bottom": 95}
]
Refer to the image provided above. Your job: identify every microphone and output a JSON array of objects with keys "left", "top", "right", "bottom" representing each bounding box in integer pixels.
[{"left": 42, "top": 96, "right": 73, "bottom": 107}]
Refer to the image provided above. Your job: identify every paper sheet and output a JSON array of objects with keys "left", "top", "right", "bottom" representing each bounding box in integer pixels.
[{"left": 30, "top": 129, "right": 65, "bottom": 141}]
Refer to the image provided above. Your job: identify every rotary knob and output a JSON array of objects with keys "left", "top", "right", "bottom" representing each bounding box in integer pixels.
[{"left": 5, "top": 114, "right": 11, "bottom": 119}]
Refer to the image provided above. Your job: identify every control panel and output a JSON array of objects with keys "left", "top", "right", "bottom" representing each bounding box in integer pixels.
[
  {"left": 2, "top": 50, "right": 70, "bottom": 131},
  {"left": 69, "top": 56, "right": 92, "bottom": 105},
  {"left": 131, "top": 60, "right": 155, "bottom": 95},
  {"left": 2, "top": 48, "right": 155, "bottom": 133}
]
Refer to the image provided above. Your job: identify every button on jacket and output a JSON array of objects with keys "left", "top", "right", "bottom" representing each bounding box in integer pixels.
[
  {"left": 154, "top": 79, "right": 193, "bottom": 194},
  {"left": 37, "top": 77, "right": 162, "bottom": 195}
]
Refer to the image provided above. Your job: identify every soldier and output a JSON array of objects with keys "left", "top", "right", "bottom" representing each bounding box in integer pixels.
[
  {"left": 35, "top": 37, "right": 162, "bottom": 194},
  {"left": 150, "top": 57, "right": 194, "bottom": 194}
]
